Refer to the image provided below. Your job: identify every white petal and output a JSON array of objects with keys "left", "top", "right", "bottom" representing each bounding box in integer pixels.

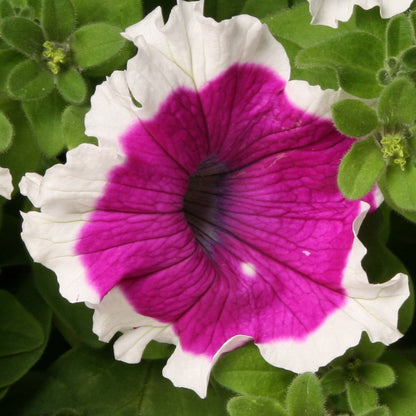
[
  {"left": 285, "top": 80, "right": 345, "bottom": 119},
  {"left": 123, "top": 0, "right": 290, "bottom": 119},
  {"left": 20, "top": 144, "right": 123, "bottom": 303},
  {"left": 0, "top": 167, "right": 13, "bottom": 199},
  {"left": 257, "top": 202, "right": 409, "bottom": 373},
  {"left": 163, "top": 335, "right": 251, "bottom": 398},
  {"left": 85, "top": 71, "right": 140, "bottom": 152},
  {"left": 308, "top": 0, "right": 413, "bottom": 28}
]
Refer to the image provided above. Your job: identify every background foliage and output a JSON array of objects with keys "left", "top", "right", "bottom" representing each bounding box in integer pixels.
[{"left": 0, "top": 0, "right": 416, "bottom": 415}]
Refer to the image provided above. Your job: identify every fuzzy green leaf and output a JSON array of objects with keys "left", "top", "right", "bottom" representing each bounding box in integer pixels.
[
  {"left": 337, "top": 137, "right": 385, "bottom": 200},
  {"left": 62, "top": 105, "right": 96, "bottom": 149},
  {"left": 286, "top": 373, "right": 325, "bottom": 416},
  {"left": 332, "top": 99, "right": 378, "bottom": 137},
  {"left": 41, "top": 0, "right": 75, "bottom": 41},
  {"left": 296, "top": 32, "right": 384, "bottom": 98},
  {"left": 321, "top": 368, "right": 346, "bottom": 396},
  {"left": 213, "top": 343, "right": 294, "bottom": 402},
  {"left": 0, "top": 17, "right": 44, "bottom": 57},
  {"left": 379, "top": 351, "right": 416, "bottom": 415},
  {"left": 357, "top": 406, "right": 391, "bottom": 416},
  {"left": 355, "top": 7, "right": 387, "bottom": 40},
  {"left": 227, "top": 396, "right": 287, "bottom": 416},
  {"left": 57, "top": 68, "right": 88, "bottom": 104},
  {"left": 401, "top": 46, "right": 416, "bottom": 69},
  {"left": 0, "top": 111, "right": 13, "bottom": 152},
  {"left": 7, "top": 59, "right": 54, "bottom": 100},
  {"left": 22, "top": 90, "right": 65, "bottom": 156},
  {"left": 0, "top": 50, "right": 25, "bottom": 93},
  {"left": 0, "top": 100, "right": 42, "bottom": 182},
  {"left": 378, "top": 78, "right": 416, "bottom": 126},
  {"left": 384, "top": 162, "right": 416, "bottom": 211},
  {"left": 358, "top": 363, "right": 395, "bottom": 388},
  {"left": 71, "top": 0, "right": 142, "bottom": 28},
  {"left": 387, "top": 15, "right": 414, "bottom": 58},
  {"left": 347, "top": 382, "right": 378, "bottom": 414},
  {"left": 0, "top": 0, "right": 14, "bottom": 18},
  {"left": 70, "top": 23, "right": 126, "bottom": 69},
  {"left": 82, "top": 42, "right": 136, "bottom": 78}
]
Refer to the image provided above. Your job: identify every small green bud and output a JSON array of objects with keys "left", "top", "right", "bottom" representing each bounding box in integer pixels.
[{"left": 42, "top": 41, "right": 66, "bottom": 74}]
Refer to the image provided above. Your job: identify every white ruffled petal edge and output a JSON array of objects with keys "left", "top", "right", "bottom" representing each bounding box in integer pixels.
[
  {"left": 0, "top": 167, "right": 13, "bottom": 200},
  {"left": 20, "top": 144, "right": 125, "bottom": 304},
  {"left": 91, "top": 204, "right": 408, "bottom": 398},
  {"left": 85, "top": 71, "right": 140, "bottom": 152},
  {"left": 92, "top": 286, "right": 251, "bottom": 398},
  {"left": 308, "top": 0, "right": 413, "bottom": 28},
  {"left": 121, "top": 0, "right": 290, "bottom": 120}
]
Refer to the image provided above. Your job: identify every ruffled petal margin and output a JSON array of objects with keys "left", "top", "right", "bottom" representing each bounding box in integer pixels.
[{"left": 307, "top": 0, "right": 413, "bottom": 28}]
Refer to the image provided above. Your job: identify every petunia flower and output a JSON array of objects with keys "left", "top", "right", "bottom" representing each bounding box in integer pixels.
[
  {"left": 0, "top": 167, "right": 13, "bottom": 200},
  {"left": 307, "top": 0, "right": 413, "bottom": 27},
  {"left": 20, "top": 0, "right": 409, "bottom": 398}
]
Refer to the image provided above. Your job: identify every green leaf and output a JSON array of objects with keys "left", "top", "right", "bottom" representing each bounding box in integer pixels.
[
  {"left": 0, "top": 99, "right": 42, "bottom": 183},
  {"left": 241, "top": 0, "right": 289, "bottom": 19},
  {"left": 401, "top": 46, "right": 416, "bottom": 69},
  {"left": 83, "top": 41, "right": 136, "bottom": 78},
  {"left": 0, "top": 285, "right": 51, "bottom": 389},
  {"left": 22, "top": 90, "right": 65, "bottom": 156},
  {"left": 204, "top": 0, "right": 245, "bottom": 20},
  {"left": 286, "top": 373, "right": 325, "bottom": 416},
  {"left": 358, "top": 363, "right": 395, "bottom": 388},
  {"left": 0, "top": 0, "right": 14, "bottom": 18},
  {"left": 384, "top": 162, "right": 416, "bottom": 211},
  {"left": 0, "top": 110, "right": 13, "bottom": 152},
  {"left": 357, "top": 406, "right": 391, "bottom": 416},
  {"left": 337, "top": 137, "right": 385, "bottom": 200},
  {"left": 387, "top": 15, "right": 414, "bottom": 58},
  {"left": 296, "top": 32, "right": 384, "bottom": 98},
  {"left": 378, "top": 78, "right": 416, "bottom": 126},
  {"left": 41, "top": 0, "right": 75, "bottom": 41},
  {"left": 33, "top": 264, "right": 103, "bottom": 349},
  {"left": 71, "top": 0, "right": 143, "bottom": 28},
  {"left": 0, "top": 290, "right": 43, "bottom": 357},
  {"left": 0, "top": 49, "right": 25, "bottom": 93},
  {"left": 142, "top": 340, "right": 174, "bottom": 360},
  {"left": 264, "top": 3, "right": 354, "bottom": 50},
  {"left": 227, "top": 396, "right": 287, "bottom": 416},
  {"left": 7, "top": 59, "right": 54, "bottom": 100},
  {"left": 2, "top": 347, "right": 230, "bottom": 415},
  {"left": 379, "top": 351, "right": 416, "bottom": 415},
  {"left": 57, "top": 68, "right": 88, "bottom": 104},
  {"left": 62, "top": 105, "right": 97, "bottom": 149},
  {"left": 347, "top": 382, "right": 378, "bottom": 414},
  {"left": 70, "top": 23, "right": 126, "bottom": 69},
  {"left": 0, "top": 17, "right": 44, "bottom": 57},
  {"left": 213, "top": 343, "right": 294, "bottom": 402},
  {"left": 355, "top": 6, "right": 387, "bottom": 41},
  {"left": 332, "top": 99, "right": 378, "bottom": 137},
  {"left": 320, "top": 368, "right": 346, "bottom": 396},
  {"left": 353, "top": 333, "right": 386, "bottom": 362}
]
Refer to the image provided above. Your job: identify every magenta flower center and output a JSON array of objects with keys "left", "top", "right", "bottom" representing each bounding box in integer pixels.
[{"left": 77, "top": 63, "right": 359, "bottom": 357}]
